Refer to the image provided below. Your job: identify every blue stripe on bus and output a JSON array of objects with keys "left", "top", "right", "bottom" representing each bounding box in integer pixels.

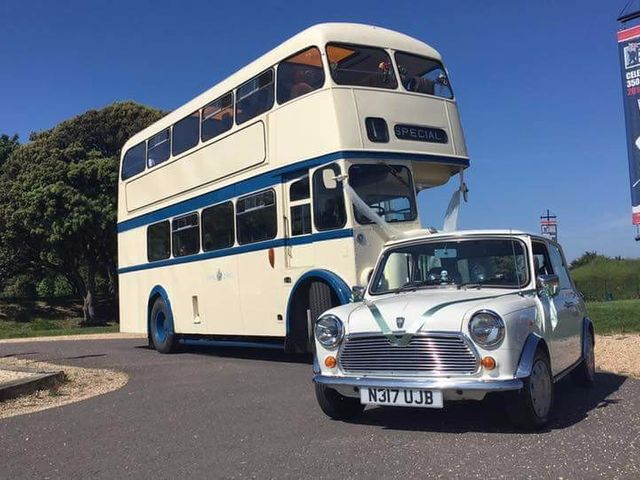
[
  {"left": 118, "top": 228, "right": 354, "bottom": 275},
  {"left": 117, "top": 150, "right": 469, "bottom": 233}
]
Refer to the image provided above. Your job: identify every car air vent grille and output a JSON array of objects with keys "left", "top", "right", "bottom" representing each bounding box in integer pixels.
[{"left": 339, "top": 333, "right": 479, "bottom": 376}]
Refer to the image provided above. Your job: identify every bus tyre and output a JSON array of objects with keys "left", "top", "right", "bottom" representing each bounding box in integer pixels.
[
  {"left": 315, "top": 383, "right": 365, "bottom": 420},
  {"left": 572, "top": 328, "right": 595, "bottom": 387},
  {"left": 149, "top": 297, "right": 178, "bottom": 354},
  {"left": 309, "top": 282, "right": 334, "bottom": 351},
  {"left": 505, "top": 349, "right": 554, "bottom": 430}
]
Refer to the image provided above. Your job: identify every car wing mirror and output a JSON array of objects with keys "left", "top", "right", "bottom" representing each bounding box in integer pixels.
[
  {"left": 351, "top": 286, "right": 365, "bottom": 303},
  {"left": 537, "top": 274, "right": 560, "bottom": 297}
]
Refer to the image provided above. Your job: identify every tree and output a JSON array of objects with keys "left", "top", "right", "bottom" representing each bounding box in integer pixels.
[
  {"left": 0, "top": 133, "right": 19, "bottom": 167},
  {"left": 0, "top": 102, "right": 164, "bottom": 324},
  {"left": 569, "top": 251, "right": 600, "bottom": 270}
]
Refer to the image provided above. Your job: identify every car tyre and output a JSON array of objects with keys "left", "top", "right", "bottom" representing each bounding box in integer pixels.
[
  {"left": 505, "top": 349, "right": 554, "bottom": 430},
  {"left": 315, "top": 383, "right": 365, "bottom": 420},
  {"left": 149, "top": 297, "right": 178, "bottom": 354},
  {"left": 572, "top": 328, "right": 595, "bottom": 387}
]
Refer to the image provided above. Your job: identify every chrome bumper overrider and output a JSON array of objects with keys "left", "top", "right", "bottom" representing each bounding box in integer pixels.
[{"left": 313, "top": 375, "right": 523, "bottom": 392}]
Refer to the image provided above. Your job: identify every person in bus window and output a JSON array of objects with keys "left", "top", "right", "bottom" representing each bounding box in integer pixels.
[{"left": 290, "top": 69, "right": 313, "bottom": 100}]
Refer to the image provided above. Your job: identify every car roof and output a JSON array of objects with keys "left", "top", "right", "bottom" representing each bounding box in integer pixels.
[{"left": 384, "top": 229, "right": 553, "bottom": 247}]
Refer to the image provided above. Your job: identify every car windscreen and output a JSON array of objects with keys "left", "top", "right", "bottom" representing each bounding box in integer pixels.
[{"left": 371, "top": 238, "right": 529, "bottom": 294}]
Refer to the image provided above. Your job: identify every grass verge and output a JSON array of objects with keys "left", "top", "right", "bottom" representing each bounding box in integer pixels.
[
  {"left": 0, "top": 318, "right": 118, "bottom": 340},
  {"left": 587, "top": 299, "right": 640, "bottom": 335}
]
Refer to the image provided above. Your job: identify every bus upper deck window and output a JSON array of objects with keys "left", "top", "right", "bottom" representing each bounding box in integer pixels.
[
  {"left": 326, "top": 43, "right": 397, "bottom": 90},
  {"left": 277, "top": 47, "right": 325, "bottom": 104},
  {"left": 394, "top": 52, "right": 453, "bottom": 99},
  {"left": 236, "top": 70, "right": 274, "bottom": 125},
  {"left": 121, "top": 141, "right": 146, "bottom": 180},
  {"left": 147, "top": 128, "right": 171, "bottom": 167},
  {"left": 201, "top": 92, "right": 233, "bottom": 142},
  {"left": 172, "top": 111, "right": 199, "bottom": 156}
]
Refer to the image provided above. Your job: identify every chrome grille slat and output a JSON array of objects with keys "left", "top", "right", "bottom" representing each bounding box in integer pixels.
[{"left": 339, "top": 333, "right": 479, "bottom": 375}]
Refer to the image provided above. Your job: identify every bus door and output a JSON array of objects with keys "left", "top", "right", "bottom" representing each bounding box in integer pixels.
[{"left": 283, "top": 173, "right": 315, "bottom": 268}]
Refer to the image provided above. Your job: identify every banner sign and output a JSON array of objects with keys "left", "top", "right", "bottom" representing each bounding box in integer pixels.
[{"left": 618, "top": 25, "right": 640, "bottom": 225}]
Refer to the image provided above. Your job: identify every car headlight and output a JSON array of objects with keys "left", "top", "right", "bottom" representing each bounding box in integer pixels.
[
  {"left": 315, "top": 314, "right": 344, "bottom": 348},
  {"left": 469, "top": 310, "right": 505, "bottom": 348}
]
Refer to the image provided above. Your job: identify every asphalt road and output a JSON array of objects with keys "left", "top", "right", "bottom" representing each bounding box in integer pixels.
[{"left": 0, "top": 338, "right": 638, "bottom": 479}]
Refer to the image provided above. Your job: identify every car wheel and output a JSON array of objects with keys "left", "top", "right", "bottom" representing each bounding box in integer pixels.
[
  {"left": 506, "top": 349, "right": 554, "bottom": 430},
  {"left": 572, "top": 328, "right": 595, "bottom": 387},
  {"left": 315, "top": 383, "right": 365, "bottom": 420},
  {"left": 149, "top": 297, "right": 178, "bottom": 354}
]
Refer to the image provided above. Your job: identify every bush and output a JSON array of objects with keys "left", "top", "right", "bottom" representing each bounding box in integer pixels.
[{"left": 572, "top": 256, "right": 640, "bottom": 301}]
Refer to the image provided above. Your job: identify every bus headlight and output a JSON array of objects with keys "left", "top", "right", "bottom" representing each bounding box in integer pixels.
[
  {"left": 469, "top": 310, "right": 505, "bottom": 348},
  {"left": 315, "top": 315, "right": 344, "bottom": 348}
]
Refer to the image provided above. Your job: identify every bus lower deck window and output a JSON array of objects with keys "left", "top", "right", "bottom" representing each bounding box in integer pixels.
[
  {"left": 291, "top": 204, "right": 311, "bottom": 236},
  {"left": 236, "top": 190, "right": 277, "bottom": 244},
  {"left": 172, "top": 213, "right": 200, "bottom": 257},
  {"left": 202, "top": 202, "right": 235, "bottom": 251},
  {"left": 147, "top": 221, "right": 171, "bottom": 262},
  {"left": 313, "top": 164, "right": 346, "bottom": 231}
]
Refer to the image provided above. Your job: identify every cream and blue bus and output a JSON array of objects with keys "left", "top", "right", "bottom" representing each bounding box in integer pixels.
[{"left": 117, "top": 23, "right": 469, "bottom": 353}]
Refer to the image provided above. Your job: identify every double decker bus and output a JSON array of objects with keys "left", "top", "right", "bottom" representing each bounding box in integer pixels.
[{"left": 117, "top": 23, "right": 469, "bottom": 353}]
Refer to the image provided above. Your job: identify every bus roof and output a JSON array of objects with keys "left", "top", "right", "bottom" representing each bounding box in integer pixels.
[{"left": 122, "top": 23, "right": 443, "bottom": 152}]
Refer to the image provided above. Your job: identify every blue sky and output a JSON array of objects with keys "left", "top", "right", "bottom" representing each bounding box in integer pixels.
[{"left": 0, "top": 0, "right": 636, "bottom": 260}]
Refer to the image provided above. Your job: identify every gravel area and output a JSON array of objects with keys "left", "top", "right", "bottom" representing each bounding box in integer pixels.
[
  {"left": 596, "top": 333, "right": 640, "bottom": 378},
  {"left": 0, "top": 357, "right": 128, "bottom": 419},
  {"left": 0, "top": 368, "right": 36, "bottom": 384}
]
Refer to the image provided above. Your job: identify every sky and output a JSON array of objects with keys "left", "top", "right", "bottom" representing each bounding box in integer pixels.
[{"left": 0, "top": 0, "right": 636, "bottom": 261}]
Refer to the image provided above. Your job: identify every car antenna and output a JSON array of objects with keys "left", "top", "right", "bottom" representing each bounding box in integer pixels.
[{"left": 510, "top": 229, "right": 524, "bottom": 297}]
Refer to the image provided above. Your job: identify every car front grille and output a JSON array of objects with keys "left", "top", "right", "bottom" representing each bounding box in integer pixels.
[{"left": 339, "top": 333, "right": 480, "bottom": 376}]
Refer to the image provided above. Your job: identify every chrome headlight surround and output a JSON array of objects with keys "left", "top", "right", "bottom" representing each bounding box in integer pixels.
[
  {"left": 468, "top": 310, "right": 505, "bottom": 348},
  {"left": 315, "top": 314, "right": 344, "bottom": 349}
]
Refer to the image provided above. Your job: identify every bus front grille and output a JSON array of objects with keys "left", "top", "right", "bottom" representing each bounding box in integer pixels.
[{"left": 338, "top": 333, "right": 480, "bottom": 375}]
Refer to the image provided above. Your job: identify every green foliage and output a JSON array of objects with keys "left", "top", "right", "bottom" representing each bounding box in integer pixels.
[
  {"left": 0, "top": 102, "right": 164, "bottom": 323},
  {"left": 569, "top": 251, "right": 599, "bottom": 270},
  {"left": 36, "top": 276, "right": 74, "bottom": 298},
  {"left": 572, "top": 256, "right": 640, "bottom": 301},
  {"left": 587, "top": 299, "right": 640, "bottom": 334},
  {"left": 0, "top": 133, "right": 19, "bottom": 166}
]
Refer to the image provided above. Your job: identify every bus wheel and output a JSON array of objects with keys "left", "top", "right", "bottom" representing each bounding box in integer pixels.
[
  {"left": 309, "top": 282, "right": 334, "bottom": 347},
  {"left": 149, "top": 297, "right": 178, "bottom": 354}
]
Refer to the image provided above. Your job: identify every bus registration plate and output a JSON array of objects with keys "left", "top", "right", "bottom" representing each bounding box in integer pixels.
[{"left": 360, "top": 387, "right": 443, "bottom": 408}]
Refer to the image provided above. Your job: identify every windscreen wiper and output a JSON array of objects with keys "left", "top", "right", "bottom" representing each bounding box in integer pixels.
[{"left": 457, "top": 282, "right": 483, "bottom": 290}]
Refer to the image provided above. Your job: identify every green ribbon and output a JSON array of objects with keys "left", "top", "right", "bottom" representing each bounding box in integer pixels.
[{"left": 365, "top": 289, "right": 537, "bottom": 346}]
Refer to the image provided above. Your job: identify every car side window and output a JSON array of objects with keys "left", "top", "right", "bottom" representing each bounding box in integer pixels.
[
  {"left": 532, "top": 242, "right": 553, "bottom": 277},
  {"left": 548, "top": 244, "right": 572, "bottom": 290}
]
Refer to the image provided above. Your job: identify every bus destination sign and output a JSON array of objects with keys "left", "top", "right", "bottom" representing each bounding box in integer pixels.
[{"left": 394, "top": 124, "right": 448, "bottom": 144}]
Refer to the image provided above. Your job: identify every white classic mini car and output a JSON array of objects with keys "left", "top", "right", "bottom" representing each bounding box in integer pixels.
[{"left": 313, "top": 230, "right": 595, "bottom": 429}]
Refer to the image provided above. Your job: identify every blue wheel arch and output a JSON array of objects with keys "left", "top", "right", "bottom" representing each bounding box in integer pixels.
[
  {"left": 285, "top": 269, "right": 351, "bottom": 337},
  {"left": 147, "top": 285, "right": 175, "bottom": 339}
]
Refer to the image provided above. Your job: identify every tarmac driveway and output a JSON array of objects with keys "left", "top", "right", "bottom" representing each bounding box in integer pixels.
[{"left": 0, "top": 338, "right": 638, "bottom": 479}]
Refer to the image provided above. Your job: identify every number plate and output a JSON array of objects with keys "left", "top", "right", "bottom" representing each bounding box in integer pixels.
[{"left": 360, "top": 387, "right": 443, "bottom": 408}]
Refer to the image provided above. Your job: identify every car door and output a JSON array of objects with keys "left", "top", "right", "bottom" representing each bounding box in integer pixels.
[
  {"left": 532, "top": 240, "right": 574, "bottom": 374},
  {"left": 547, "top": 242, "right": 583, "bottom": 367}
]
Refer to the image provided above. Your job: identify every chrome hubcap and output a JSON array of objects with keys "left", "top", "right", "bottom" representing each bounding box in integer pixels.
[{"left": 529, "top": 359, "right": 551, "bottom": 418}]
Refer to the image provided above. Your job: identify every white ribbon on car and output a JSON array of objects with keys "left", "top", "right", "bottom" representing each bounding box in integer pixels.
[{"left": 442, "top": 171, "right": 469, "bottom": 233}]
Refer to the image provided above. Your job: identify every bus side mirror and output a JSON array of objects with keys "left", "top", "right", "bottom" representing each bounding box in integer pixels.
[
  {"left": 322, "top": 169, "right": 337, "bottom": 189},
  {"left": 351, "top": 286, "right": 365, "bottom": 303},
  {"left": 537, "top": 274, "right": 560, "bottom": 297}
]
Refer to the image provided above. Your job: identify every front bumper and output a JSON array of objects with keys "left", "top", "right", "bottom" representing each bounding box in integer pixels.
[{"left": 313, "top": 374, "right": 523, "bottom": 392}]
